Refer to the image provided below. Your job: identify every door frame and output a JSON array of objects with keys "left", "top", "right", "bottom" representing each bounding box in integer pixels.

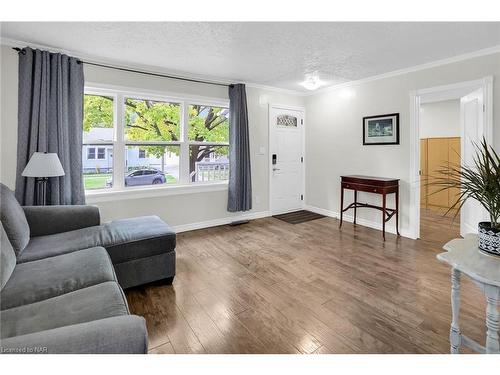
[
  {"left": 408, "top": 76, "right": 493, "bottom": 239},
  {"left": 268, "top": 103, "right": 306, "bottom": 215}
]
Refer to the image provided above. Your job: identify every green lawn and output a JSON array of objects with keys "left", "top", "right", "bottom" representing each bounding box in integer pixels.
[
  {"left": 84, "top": 173, "right": 177, "bottom": 190},
  {"left": 84, "top": 173, "right": 112, "bottom": 190},
  {"left": 165, "top": 175, "right": 177, "bottom": 184}
]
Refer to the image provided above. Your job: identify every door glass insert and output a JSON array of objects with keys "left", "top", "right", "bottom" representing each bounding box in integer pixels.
[{"left": 276, "top": 114, "right": 298, "bottom": 127}]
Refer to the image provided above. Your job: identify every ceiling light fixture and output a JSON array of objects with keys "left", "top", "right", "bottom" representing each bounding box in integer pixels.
[{"left": 300, "top": 75, "right": 324, "bottom": 91}]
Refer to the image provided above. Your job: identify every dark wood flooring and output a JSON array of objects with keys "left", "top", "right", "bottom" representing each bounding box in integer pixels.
[{"left": 126, "top": 210, "right": 487, "bottom": 354}]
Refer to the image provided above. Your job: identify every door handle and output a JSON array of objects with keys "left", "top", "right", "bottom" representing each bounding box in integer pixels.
[{"left": 273, "top": 168, "right": 281, "bottom": 171}]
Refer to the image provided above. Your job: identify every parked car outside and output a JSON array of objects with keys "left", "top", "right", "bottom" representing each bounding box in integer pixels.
[{"left": 106, "top": 169, "right": 167, "bottom": 187}]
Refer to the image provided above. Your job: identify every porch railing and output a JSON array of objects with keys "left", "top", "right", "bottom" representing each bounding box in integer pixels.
[{"left": 190, "top": 161, "right": 229, "bottom": 182}]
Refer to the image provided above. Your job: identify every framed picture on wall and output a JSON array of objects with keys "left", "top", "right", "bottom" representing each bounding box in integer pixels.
[{"left": 363, "top": 113, "right": 400, "bottom": 145}]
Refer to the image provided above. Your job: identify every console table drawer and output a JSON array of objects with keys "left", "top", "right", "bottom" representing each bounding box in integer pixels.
[{"left": 342, "top": 183, "right": 381, "bottom": 194}]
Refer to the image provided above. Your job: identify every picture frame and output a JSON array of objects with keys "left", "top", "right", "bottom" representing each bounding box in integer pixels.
[{"left": 362, "top": 113, "right": 400, "bottom": 145}]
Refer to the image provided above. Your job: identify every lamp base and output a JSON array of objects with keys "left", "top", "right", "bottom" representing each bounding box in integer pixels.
[{"left": 35, "top": 177, "right": 48, "bottom": 206}]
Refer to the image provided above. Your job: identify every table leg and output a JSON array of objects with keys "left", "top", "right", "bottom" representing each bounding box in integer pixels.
[
  {"left": 382, "top": 193, "right": 386, "bottom": 240},
  {"left": 485, "top": 285, "right": 500, "bottom": 354},
  {"left": 353, "top": 190, "right": 357, "bottom": 225},
  {"left": 395, "top": 189, "right": 400, "bottom": 236},
  {"left": 450, "top": 268, "right": 461, "bottom": 354},
  {"left": 339, "top": 186, "right": 344, "bottom": 229}
]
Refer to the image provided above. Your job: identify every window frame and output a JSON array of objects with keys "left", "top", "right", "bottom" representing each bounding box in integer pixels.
[
  {"left": 97, "top": 147, "right": 106, "bottom": 159},
  {"left": 84, "top": 84, "right": 230, "bottom": 200},
  {"left": 186, "top": 103, "right": 230, "bottom": 183},
  {"left": 87, "top": 147, "right": 96, "bottom": 160}
]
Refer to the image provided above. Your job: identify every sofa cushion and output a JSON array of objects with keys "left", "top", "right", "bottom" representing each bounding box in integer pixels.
[
  {"left": 104, "top": 216, "right": 176, "bottom": 264},
  {"left": 0, "top": 315, "right": 147, "bottom": 354},
  {"left": 1, "top": 247, "right": 116, "bottom": 310},
  {"left": 0, "top": 184, "right": 30, "bottom": 255},
  {"left": 17, "top": 216, "right": 176, "bottom": 264},
  {"left": 0, "top": 223, "right": 17, "bottom": 290},
  {"left": 0, "top": 281, "right": 129, "bottom": 339}
]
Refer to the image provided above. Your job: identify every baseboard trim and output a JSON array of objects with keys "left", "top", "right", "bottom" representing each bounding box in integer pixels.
[
  {"left": 173, "top": 210, "right": 271, "bottom": 233},
  {"left": 304, "top": 204, "right": 412, "bottom": 239}
]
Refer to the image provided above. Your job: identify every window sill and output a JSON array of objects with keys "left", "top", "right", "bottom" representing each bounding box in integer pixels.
[{"left": 85, "top": 181, "right": 228, "bottom": 203}]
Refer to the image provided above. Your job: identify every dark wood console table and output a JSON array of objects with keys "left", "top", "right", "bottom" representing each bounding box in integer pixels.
[{"left": 339, "top": 175, "right": 400, "bottom": 240}]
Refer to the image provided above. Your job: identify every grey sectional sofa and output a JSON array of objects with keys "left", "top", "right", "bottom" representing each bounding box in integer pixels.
[{"left": 0, "top": 183, "right": 176, "bottom": 353}]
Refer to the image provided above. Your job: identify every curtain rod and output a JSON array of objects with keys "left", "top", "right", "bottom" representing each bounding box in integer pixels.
[{"left": 13, "top": 47, "right": 233, "bottom": 88}]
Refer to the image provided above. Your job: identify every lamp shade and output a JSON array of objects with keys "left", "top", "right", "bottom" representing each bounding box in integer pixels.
[{"left": 22, "top": 152, "right": 65, "bottom": 177}]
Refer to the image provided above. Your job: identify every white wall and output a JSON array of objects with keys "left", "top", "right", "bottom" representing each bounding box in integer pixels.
[
  {"left": 420, "top": 99, "right": 460, "bottom": 139},
  {"left": 0, "top": 44, "right": 305, "bottom": 228},
  {"left": 305, "top": 52, "right": 500, "bottom": 238}
]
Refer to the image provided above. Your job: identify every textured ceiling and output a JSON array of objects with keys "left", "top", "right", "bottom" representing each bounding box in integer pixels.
[{"left": 2, "top": 22, "right": 500, "bottom": 92}]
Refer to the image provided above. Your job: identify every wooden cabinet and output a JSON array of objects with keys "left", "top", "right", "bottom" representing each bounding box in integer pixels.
[{"left": 420, "top": 137, "right": 461, "bottom": 210}]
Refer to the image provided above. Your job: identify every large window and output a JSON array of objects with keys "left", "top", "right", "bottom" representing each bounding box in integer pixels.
[{"left": 83, "top": 89, "right": 229, "bottom": 191}]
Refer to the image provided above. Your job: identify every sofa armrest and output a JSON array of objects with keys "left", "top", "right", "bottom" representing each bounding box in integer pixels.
[
  {"left": 23, "top": 205, "right": 101, "bottom": 237},
  {"left": 0, "top": 315, "right": 147, "bottom": 354}
]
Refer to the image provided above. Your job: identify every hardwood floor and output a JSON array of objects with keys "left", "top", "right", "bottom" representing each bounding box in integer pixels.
[
  {"left": 420, "top": 207, "right": 460, "bottom": 244},
  {"left": 126, "top": 212, "right": 487, "bottom": 354}
]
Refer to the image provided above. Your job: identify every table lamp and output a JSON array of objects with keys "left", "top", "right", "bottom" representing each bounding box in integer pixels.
[{"left": 22, "top": 152, "right": 65, "bottom": 205}]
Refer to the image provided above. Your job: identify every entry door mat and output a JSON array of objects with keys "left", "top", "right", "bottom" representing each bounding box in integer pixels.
[{"left": 273, "top": 210, "right": 326, "bottom": 224}]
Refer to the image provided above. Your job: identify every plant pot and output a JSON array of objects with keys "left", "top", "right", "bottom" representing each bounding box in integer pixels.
[{"left": 478, "top": 222, "right": 500, "bottom": 256}]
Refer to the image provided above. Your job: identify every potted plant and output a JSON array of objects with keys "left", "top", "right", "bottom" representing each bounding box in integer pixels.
[{"left": 433, "top": 138, "right": 500, "bottom": 256}]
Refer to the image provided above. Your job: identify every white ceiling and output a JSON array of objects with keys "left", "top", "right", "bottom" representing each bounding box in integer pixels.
[{"left": 2, "top": 22, "right": 500, "bottom": 92}]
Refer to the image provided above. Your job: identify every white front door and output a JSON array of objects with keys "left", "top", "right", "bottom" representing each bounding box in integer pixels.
[
  {"left": 269, "top": 106, "right": 304, "bottom": 214},
  {"left": 460, "top": 88, "right": 488, "bottom": 236}
]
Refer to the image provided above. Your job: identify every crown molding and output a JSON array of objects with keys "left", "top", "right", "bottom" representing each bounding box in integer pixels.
[
  {"left": 306, "top": 44, "right": 500, "bottom": 96},
  {"left": 0, "top": 37, "right": 307, "bottom": 97},
  {"left": 244, "top": 82, "right": 307, "bottom": 96}
]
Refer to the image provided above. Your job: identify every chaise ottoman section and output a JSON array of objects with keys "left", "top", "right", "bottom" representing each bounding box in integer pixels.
[
  {"left": 103, "top": 216, "right": 175, "bottom": 263},
  {"left": 102, "top": 216, "right": 176, "bottom": 289}
]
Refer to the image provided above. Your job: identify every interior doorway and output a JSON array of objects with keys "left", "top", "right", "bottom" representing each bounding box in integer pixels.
[
  {"left": 419, "top": 99, "right": 461, "bottom": 241},
  {"left": 409, "top": 77, "right": 493, "bottom": 240}
]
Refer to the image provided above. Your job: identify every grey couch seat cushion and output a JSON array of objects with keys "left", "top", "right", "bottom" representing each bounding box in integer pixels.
[
  {"left": 17, "top": 215, "right": 176, "bottom": 264},
  {"left": 1, "top": 247, "right": 116, "bottom": 310},
  {"left": 0, "top": 315, "right": 147, "bottom": 354},
  {"left": 0, "top": 281, "right": 129, "bottom": 339},
  {"left": 0, "top": 184, "right": 30, "bottom": 255}
]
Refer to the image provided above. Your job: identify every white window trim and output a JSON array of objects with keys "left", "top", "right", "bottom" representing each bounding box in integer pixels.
[
  {"left": 83, "top": 83, "right": 230, "bottom": 198},
  {"left": 86, "top": 181, "right": 228, "bottom": 203}
]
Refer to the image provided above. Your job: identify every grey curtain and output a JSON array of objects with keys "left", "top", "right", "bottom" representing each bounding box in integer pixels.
[
  {"left": 227, "top": 84, "right": 252, "bottom": 212},
  {"left": 15, "top": 47, "right": 85, "bottom": 205}
]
